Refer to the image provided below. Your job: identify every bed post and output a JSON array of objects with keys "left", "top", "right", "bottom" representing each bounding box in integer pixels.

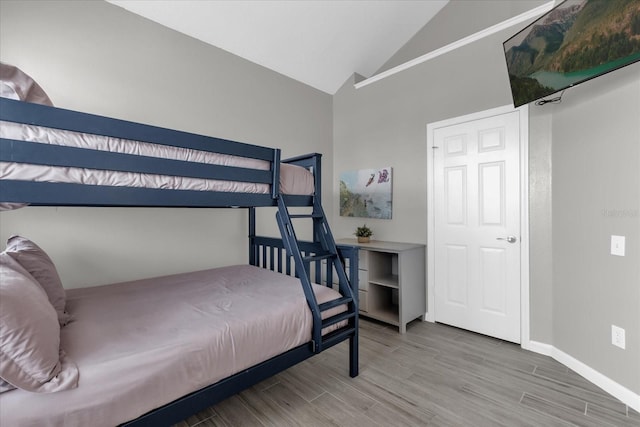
[
  {"left": 313, "top": 153, "right": 321, "bottom": 205},
  {"left": 271, "top": 149, "right": 281, "bottom": 199},
  {"left": 249, "top": 207, "right": 256, "bottom": 266},
  {"left": 349, "top": 247, "right": 359, "bottom": 378},
  {"left": 338, "top": 244, "right": 359, "bottom": 378},
  {"left": 349, "top": 329, "right": 359, "bottom": 377}
]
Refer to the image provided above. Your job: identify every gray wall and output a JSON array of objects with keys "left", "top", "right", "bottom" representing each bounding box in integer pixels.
[
  {"left": 0, "top": 0, "right": 332, "bottom": 287},
  {"left": 551, "top": 64, "right": 640, "bottom": 393},
  {"left": 333, "top": 0, "right": 640, "bottom": 395}
]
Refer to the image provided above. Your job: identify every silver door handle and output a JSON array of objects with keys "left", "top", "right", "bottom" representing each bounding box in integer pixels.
[{"left": 497, "top": 236, "right": 517, "bottom": 243}]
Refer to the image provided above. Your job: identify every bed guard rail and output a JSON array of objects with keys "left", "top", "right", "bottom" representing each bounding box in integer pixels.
[
  {"left": 0, "top": 98, "right": 285, "bottom": 207},
  {"left": 249, "top": 235, "right": 359, "bottom": 290}
]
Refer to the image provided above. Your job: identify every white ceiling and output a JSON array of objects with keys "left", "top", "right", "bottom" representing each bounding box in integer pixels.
[{"left": 106, "top": 0, "right": 448, "bottom": 94}]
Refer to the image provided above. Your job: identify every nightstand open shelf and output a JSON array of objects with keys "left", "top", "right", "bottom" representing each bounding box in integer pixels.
[
  {"left": 366, "top": 283, "right": 400, "bottom": 325},
  {"left": 369, "top": 275, "right": 399, "bottom": 288}
]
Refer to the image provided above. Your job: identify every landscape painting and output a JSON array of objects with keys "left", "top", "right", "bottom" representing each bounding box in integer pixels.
[
  {"left": 504, "top": 0, "right": 640, "bottom": 107},
  {"left": 340, "top": 167, "right": 392, "bottom": 219}
]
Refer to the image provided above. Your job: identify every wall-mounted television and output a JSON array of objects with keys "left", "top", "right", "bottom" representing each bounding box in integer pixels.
[{"left": 503, "top": 0, "right": 640, "bottom": 107}]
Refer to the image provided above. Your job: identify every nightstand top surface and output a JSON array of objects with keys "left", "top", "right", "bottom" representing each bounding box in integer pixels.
[{"left": 336, "top": 238, "right": 424, "bottom": 253}]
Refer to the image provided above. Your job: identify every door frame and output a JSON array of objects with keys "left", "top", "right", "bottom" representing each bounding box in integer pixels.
[{"left": 426, "top": 104, "right": 531, "bottom": 347}]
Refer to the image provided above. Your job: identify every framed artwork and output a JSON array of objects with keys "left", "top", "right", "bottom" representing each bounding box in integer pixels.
[{"left": 339, "top": 167, "right": 392, "bottom": 219}]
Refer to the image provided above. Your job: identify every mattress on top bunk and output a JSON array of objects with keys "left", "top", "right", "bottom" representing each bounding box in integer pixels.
[
  {"left": 0, "top": 265, "right": 345, "bottom": 427},
  {"left": 0, "top": 120, "right": 315, "bottom": 195}
]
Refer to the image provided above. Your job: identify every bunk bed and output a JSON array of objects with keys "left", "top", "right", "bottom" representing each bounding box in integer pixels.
[{"left": 0, "top": 94, "right": 359, "bottom": 426}]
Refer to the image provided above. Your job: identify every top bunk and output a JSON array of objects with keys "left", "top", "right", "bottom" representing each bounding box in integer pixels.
[{"left": 0, "top": 97, "right": 321, "bottom": 209}]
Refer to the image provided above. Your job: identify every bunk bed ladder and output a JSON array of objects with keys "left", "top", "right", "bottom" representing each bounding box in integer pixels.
[{"left": 276, "top": 197, "right": 358, "bottom": 355}]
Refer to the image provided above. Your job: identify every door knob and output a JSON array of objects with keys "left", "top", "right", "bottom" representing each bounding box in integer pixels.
[{"left": 497, "top": 236, "right": 517, "bottom": 243}]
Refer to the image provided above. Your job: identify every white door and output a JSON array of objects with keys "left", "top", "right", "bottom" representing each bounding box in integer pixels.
[{"left": 432, "top": 110, "right": 521, "bottom": 343}]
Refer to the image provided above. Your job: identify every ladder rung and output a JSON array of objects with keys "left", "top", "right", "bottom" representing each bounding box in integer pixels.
[
  {"left": 289, "top": 213, "right": 323, "bottom": 219},
  {"left": 322, "top": 311, "right": 356, "bottom": 329},
  {"left": 303, "top": 252, "right": 335, "bottom": 263},
  {"left": 319, "top": 296, "right": 353, "bottom": 312},
  {"left": 320, "top": 326, "right": 357, "bottom": 350}
]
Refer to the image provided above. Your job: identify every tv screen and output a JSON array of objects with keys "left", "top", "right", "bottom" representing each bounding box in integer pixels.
[{"left": 504, "top": 0, "right": 640, "bottom": 107}]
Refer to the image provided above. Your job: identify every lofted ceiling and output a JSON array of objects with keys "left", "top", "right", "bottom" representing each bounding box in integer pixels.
[{"left": 106, "top": 0, "right": 448, "bottom": 94}]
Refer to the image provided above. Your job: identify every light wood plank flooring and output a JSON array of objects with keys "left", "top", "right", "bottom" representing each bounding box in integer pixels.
[{"left": 175, "top": 318, "right": 639, "bottom": 427}]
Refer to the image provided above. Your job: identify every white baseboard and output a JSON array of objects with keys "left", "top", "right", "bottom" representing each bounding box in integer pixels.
[
  {"left": 523, "top": 339, "right": 552, "bottom": 356},
  {"left": 524, "top": 339, "right": 640, "bottom": 412}
]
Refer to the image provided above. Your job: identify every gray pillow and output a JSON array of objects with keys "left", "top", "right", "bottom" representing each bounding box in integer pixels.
[
  {"left": 0, "top": 62, "right": 53, "bottom": 106},
  {"left": 0, "top": 378, "right": 15, "bottom": 393},
  {"left": 5, "top": 235, "right": 71, "bottom": 325},
  {"left": 0, "top": 253, "right": 78, "bottom": 393}
]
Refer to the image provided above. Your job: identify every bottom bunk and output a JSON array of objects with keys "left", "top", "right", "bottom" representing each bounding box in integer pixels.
[{"left": 0, "top": 239, "right": 359, "bottom": 427}]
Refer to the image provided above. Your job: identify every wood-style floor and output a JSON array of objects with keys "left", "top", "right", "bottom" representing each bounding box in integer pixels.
[{"left": 175, "top": 318, "right": 639, "bottom": 427}]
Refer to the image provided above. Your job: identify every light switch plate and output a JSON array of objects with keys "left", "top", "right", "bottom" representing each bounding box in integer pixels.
[{"left": 610, "top": 235, "right": 625, "bottom": 256}]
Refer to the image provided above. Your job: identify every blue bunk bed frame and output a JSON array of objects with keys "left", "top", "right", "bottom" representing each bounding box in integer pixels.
[{"left": 0, "top": 97, "right": 359, "bottom": 426}]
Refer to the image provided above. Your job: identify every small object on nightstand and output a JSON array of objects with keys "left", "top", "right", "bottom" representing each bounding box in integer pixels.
[{"left": 354, "top": 224, "right": 373, "bottom": 244}]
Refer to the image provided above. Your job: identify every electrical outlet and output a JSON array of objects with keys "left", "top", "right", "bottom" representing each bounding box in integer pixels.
[{"left": 611, "top": 325, "right": 626, "bottom": 349}]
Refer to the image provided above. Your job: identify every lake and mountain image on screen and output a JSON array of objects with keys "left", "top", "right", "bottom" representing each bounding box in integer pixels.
[{"left": 504, "top": 0, "right": 640, "bottom": 107}]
